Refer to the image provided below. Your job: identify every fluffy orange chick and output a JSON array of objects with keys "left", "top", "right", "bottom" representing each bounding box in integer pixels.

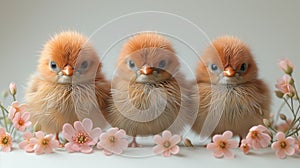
[
  {"left": 106, "top": 32, "right": 191, "bottom": 147},
  {"left": 192, "top": 36, "right": 270, "bottom": 140},
  {"left": 25, "top": 31, "right": 110, "bottom": 140}
]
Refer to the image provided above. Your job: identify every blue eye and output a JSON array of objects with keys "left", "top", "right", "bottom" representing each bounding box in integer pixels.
[
  {"left": 128, "top": 60, "right": 136, "bottom": 69},
  {"left": 50, "top": 61, "right": 59, "bottom": 71},
  {"left": 81, "top": 61, "right": 88, "bottom": 69},
  {"left": 210, "top": 64, "right": 219, "bottom": 71},
  {"left": 158, "top": 60, "right": 166, "bottom": 69},
  {"left": 240, "top": 63, "right": 248, "bottom": 72}
]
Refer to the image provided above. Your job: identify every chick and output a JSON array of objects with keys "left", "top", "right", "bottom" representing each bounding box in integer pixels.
[
  {"left": 106, "top": 32, "right": 190, "bottom": 147},
  {"left": 192, "top": 36, "right": 270, "bottom": 141},
  {"left": 25, "top": 31, "right": 110, "bottom": 140}
]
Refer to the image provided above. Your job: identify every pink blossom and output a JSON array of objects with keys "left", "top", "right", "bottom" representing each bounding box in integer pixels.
[
  {"left": 207, "top": 131, "right": 238, "bottom": 159},
  {"left": 0, "top": 127, "right": 13, "bottom": 152},
  {"left": 275, "top": 74, "right": 295, "bottom": 96},
  {"left": 271, "top": 132, "right": 295, "bottom": 159},
  {"left": 62, "top": 118, "right": 101, "bottom": 153},
  {"left": 12, "top": 112, "right": 31, "bottom": 131},
  {"left": 30, "top": 131, "right": 59, "bottom": 155},
  {"left": 19, "top": 131, "right": 34, "bottom": 152},
  {"left": 8, "top": 101, "right": 27, "bottom": 120},
  {"left": 240, "top": 139, "right": 250, "bottom": 154},
  {"left": 276, "top": 120, "right": 292, "bottom": 133},
  {"left": 295, "top": 135, "right": 300, "bottom": 154},
  {"left": 9, "top": 82, "right": 17, "bottom": 95},
  {"left": 153, "top": 130, "right": 181, "bottom": 157},
  {"left": 97, "top": 127, "right": 128, "bottom": 156},
  {"left": 246, "top": 125, "right": 271, "bottom": 149},
  {"left": 278, "top": 58, "right": 294, "bottom": 74}
]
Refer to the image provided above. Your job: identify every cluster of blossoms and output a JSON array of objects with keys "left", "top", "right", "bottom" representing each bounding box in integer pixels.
[
  {"left": 0, "top": 84, "right": 180, "bottom": 156},
  {"left": 207, "top": 58, "right": 300, "bottom": 159}
]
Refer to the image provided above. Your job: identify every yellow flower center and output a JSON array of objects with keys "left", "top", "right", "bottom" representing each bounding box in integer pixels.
[
  {"left": 109, "top": 136, "right": 116, "bottom": 143},
  {"left": 251, "top": 131, "right": 258, "bottom": 138},
  {"left": 18, "top": 119, "right": 25, "bottom": 126},
  {"left": 280, "top": 141, "right": 287, "bottom": 148},
  {"left": 219, "top": 141, "right": 226, "bottom": 149},
  {"left": 74, "top": 132, "right": 89, "bottom": 144},
  {"left": 42, "top": 139, "right": 49, "bottom": 145},
  {"left": 1, "top": 136, "right": 9, "bottom": 144},
  {"left": 163, "top": 141, "right": 171, "bottom": 148}
]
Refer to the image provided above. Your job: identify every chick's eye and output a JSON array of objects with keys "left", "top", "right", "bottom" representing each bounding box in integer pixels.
[
  {"left": 50, "top": 61, "right": 58, "bottom": 71},
  {"left": 210, "top": 64, "right": 219, "bottom": 72},
  {"left": 158, "top": 60, "right": 166, "bottom": 69},
  {"left": 128, "top": 60, "right": 136, "bottom": 69},
  {"left": 240, "top": 63, "right": 248, "bottom": 72},
  {"left": 81, "top": 61, "right": 88, "bottom": 69}
]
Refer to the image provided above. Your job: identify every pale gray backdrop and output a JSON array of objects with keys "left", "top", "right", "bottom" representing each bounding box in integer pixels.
[{"left": 1, "top": 0, "right": 299, "bottom": 116}]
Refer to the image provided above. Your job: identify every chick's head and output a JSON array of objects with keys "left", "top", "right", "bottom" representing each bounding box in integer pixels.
[
  {"left": 38, "top": 31, "right": 101, "bottom": 84},
  {"left": 116, "top": 33, "right": 180, "bottom": 84},
  {"left": 197, "top": 36, "right": 258, "bottom": 85}
]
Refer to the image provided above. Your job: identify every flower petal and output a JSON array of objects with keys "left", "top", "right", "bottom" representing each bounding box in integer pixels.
[
  {"left": 115, "top": 129, "right": 126, "bottom": 138},
  {"left": 62, "top": 123, "right": 76, "bottom": 141},
  {"left": 222, "top": 131, "right": 233, "bottom": 139},
  {"left": 284, "top": 147, "right": 295, "bottom": 156},
  {"left": 89, "top": 128, "right": 102, "bottom": 141},
  {"left": 227, "top": 140, "right": 239, "bottom": 148},
  {"left": 74, "top": 121, "right": 85, "bottom": 133},
  {"left": 162, "top": 130, "right": 172, "bottom": 139},
  {"left": 212, "top": 135, "right": 222, "bottom": 142},
  {"left": 153, "top": 135, "right": 163, "bottom": 144},
  {"left": 162, "top": 150, "right": 171, "bottom": 157},
  {"left": 80, "top": 145, "right": 93, "bottom": 154},
  {"left": 22, "top": 112, "right": 30, "bottom": 121},
  {"left": 213, "top": 149, "right": 224, "bottom": 158},
  {"left": 276, "top": 149, "right": 286, "bottom": 159},
  {"left": 153, "top": 145, "right": 164, "bottom": 154},
  {"left": 82, "top": 118, "right": 93, "bottom": 131},
  {"left": 275, "top": 132, "right": 285, "bottom": 141},
  {"left": 207, "top": 143, "right": 217, "bottom": 151},
  {"left": 223, "top": 149, "right": 234, "bottom": 159},
  {"left": 170, "top": 145, "right": 180, "bottom": 155},
  {"left": 169, "top": 135, "right": 181, "bottom": 145}
]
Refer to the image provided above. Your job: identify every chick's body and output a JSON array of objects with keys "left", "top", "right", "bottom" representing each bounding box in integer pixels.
[
  {"left": 25, "top": 31, "right": 110, "bottom": 135},
  {"left": 192, "top": 36, "right": 270, "bottom": 138},
  {"left": 107, "top": 33, "right": 190, "bottom": 146}
]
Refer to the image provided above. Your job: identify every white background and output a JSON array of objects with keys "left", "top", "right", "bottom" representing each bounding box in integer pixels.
[{"left": 0, "top": 0, "right": 300, "bottom": 167}]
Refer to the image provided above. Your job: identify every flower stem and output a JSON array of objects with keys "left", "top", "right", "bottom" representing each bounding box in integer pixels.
[{"left": 0, "top": 105, "right": 8, "bottom": 131}]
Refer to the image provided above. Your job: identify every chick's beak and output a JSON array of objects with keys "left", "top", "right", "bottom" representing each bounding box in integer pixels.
[
  {"left": 62, "top": 65, "right": 74, "bottom": 76},
  {"left": 223, "top": 66, "right": 235, "bottom": 77},
  {"left": 140, "top": 65, "right": 153, "bottom": 75}
]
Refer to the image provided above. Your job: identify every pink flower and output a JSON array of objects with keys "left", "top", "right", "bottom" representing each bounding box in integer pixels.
[
  {"left": 19, "top": 131, "right": 34, "bottom": 153},
  {"left": 278, "top": 58, "right": 294, "bottom": 74},
  {"left": 30, "top": 131, "right": 59, "bottom": 155},
  {"left": 295, "top": 135, "right": 300, "bottom": 154},
  {"left": 0, "top": 127, "right": 13, "bottom": 152},
  {"left": 276, "top": 120, "right": 292, "bottom": 133},
  {"left": 8, "top": 101, "right": 27, "bottom": 120},
  {"left": 12, "top": 112, "right": 31, "bottom": 131},
  {"left": 271, "top": 132, "right": 295, "bottom": 159},
  {"left": 246, "top": 125, "right": 271, "bottom": 150},
  {"left": 153, "top": 130, "right": 181, "bottom": 157},
  {"left": 275, "top": 74, "right": 295, "bottom": 96},
  {"left": 207, "top": 131, "right": 238, "bottom": 159},
  {"left": 240, "top": 139, "right": 250, "bottom": 154},
  {"left": 97, "top": 127, "right": 128, "bottom": 156},
  {"left": 62, "top": 118, "right": 101, "bottom": 153},
  {"left": 9, "top": 82, "right": 17, "bottom": 95}
]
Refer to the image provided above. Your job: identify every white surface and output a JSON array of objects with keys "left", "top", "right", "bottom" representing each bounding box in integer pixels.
[{"left": 1, "top": 145, "right": 299, "bottom": 168}]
